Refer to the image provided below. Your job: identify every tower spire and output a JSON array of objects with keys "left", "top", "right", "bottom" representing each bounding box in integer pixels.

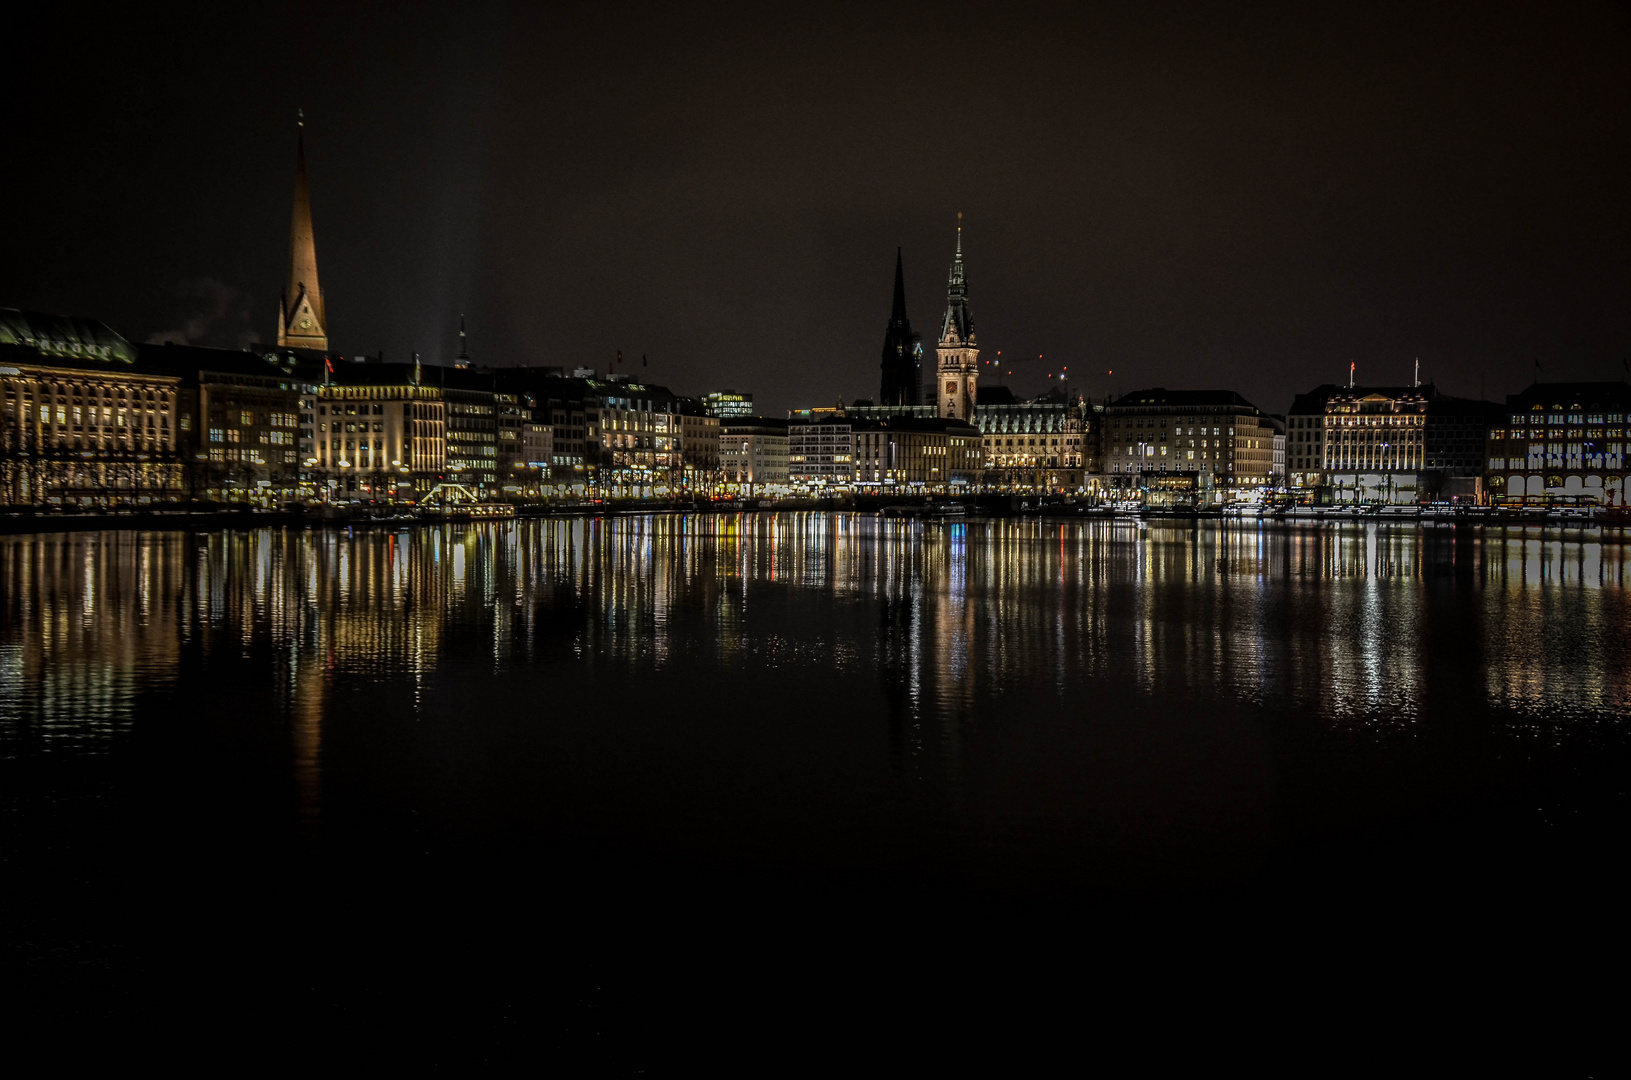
[
  {"left": 455, "top": 314, "right": 471, "bottom": 369},
  {"left": 891, "top": 247, "right": 908, "bottom": 324},
  {"left": 277, "top": 110, "right": 329, "bottom": 352},
  {"left": 936, "top": 215, "right": 979, "bottom": 422},
  {"left": 941, "top": 213, "right": 973, "bottom": 343},
  {"left": 879, "top": 247, "right": 922, "bottom": 406}
]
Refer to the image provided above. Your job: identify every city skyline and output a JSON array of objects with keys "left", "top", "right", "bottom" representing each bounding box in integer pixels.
[
  {"left": 9, "top": 6, "right": 1631, "bottom": 1066},
  {"left": 4, "top": 4, "right": 1627, "bottom": 417}
]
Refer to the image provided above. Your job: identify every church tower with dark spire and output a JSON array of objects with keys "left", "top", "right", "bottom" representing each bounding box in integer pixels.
[
  {"left": 936, "top": 215, "right": 978, "bottom": 422},
  {"left": 277, "top": 112, "right": 329, "bottom": 352},
  {"left": 878, "top": 248, "right": 923, "bottom": 406}
]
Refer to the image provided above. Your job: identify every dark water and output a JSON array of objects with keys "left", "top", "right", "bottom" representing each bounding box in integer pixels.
[{"left": 4, "top": 515, "right": 1628, "bottom": 1066}]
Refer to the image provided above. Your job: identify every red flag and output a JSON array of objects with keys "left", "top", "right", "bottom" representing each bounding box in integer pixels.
[{"left": 325, "top": 355, "right": 335, "bottom": 375}]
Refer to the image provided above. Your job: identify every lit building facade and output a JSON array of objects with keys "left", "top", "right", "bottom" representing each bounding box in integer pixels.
[
  {"left": 1485, "top": 381, "right": 1631, "bottom": 507},
  {"left": 1285, "top": 385, "right": 1339, "bottom": 491},
  {"left": 443, "top": 383, "right": 498, "bottom": 494},
  {"left": 675, "top": 398, "right": 721, "bottom": 486},
  {"left": 720, "top": 418, "right": 790, "bottom": 491},
  {"left": 703, "top": 390, "right": 753, "bottom": 418},
  {"left": 310, "top": 368, "right": 447, "bottom": 501},
  {"left": 0, "top": 310, "right": 185, "bottom": 507},
  {"left": 1289, "top": 384, "right": 1502, "bottom": 504},
  {"left": 496, "top": 392, "right": 553, "bottom": 495},
  {"left": 789, "top": 414, "right": 858, "bottom": 487},
  {"left": 1317, "top": 388, "right": 1427, "bottom": 504},
  {"left": 975, "top": 388, "right": 1100, "bottom": 492},
  {"left": 590, "top": 378, "right": 680, "bottom": 488},
  {"left": 1105, "top": 389, "right": 1278, "bottom": 497},
  {"left": 141, "top": 343, "right": 309, "bottom": 505},
  {"left": 852, "top": 416, "right": 982, "bottom": 490}
]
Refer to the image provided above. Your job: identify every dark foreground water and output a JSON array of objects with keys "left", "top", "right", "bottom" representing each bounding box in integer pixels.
[{"left": 4, "top": 515, "right": 1629, "bottom": 1067}]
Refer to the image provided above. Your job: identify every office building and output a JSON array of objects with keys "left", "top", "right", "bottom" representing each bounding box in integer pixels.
[
  {"left": 1105, "top": 388, "right": 1279, "bottom": 496},
  {"left": 703, "top": 390, "right": 753, "bottom": 418},
  {"left": 720, "top": 417, "right": 790, "bottom": 491},
  {"left": 0, "top": 310, "right": 185, "bottom": 507},
  {"left": 1485, "top": 381, "right": 1631, "bottom": 507}
]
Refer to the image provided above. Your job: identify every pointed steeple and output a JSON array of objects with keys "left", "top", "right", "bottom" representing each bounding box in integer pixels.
[
  {"left": 455, "top": 314, "right": 471, "bottom": 369},
  {"left": 935, "top": 215, "right": 979, "bottom": 422},
  {"left": 941, "top": 214, "right": 974, "bottom": 345},
  {"left": 879, "top": 247, "right": 923, "bottom": 406},
  {"left": 277, "top": 110, "right": 329, "bottom": 352},
  {"left": 890, "top": 248, "right": 909, "bottom": 325}
]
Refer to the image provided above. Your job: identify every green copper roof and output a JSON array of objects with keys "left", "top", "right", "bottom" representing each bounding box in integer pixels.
[{"left": 0, "top": 308, "right": 138, "bottom": 364}]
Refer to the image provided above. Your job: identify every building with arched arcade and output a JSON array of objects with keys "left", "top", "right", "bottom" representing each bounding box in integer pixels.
[{"left": 1485, "top": 382, "right": 1631, "bottom": 507}]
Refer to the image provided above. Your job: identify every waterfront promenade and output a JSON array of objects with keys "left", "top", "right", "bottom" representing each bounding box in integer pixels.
[{"left": 1, "top": 495, "right": 1624, "bottom": 534}]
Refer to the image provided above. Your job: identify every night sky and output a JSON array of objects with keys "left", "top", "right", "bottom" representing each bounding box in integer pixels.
[{"left": 5, "top": 2, "right": 1627, "bottom": 415}]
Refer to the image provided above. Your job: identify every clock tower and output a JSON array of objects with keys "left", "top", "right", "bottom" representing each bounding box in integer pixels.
[
  {"left": 276, "top": 112, "right": 329, "bottom": 352},
  {"left": 936, "top": 215, "right": 978, "bottom": 422}
]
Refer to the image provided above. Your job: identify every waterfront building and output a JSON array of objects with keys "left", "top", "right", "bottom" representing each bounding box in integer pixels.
[
  {"left": 496, "top": 392, "right": 554, "bottom": 496},
  {"left": 1290, "top": 383, "right": 1502, "bottom": 504},
  {"left": 1423, "top": 394, "right": 1503, "bottom": 488},
  {"left": 975, "top": 387, "right": 1100, "bottom": 492},
  {"left": 720, "top": 417, "right": 790, "bottom": 492},
  {"left": 491, "top": 372, "right": 684, "bottom": 491},
  {"left": 703, "top": 390, "right": 753, "bottom": 418},
  {"left": 1485, "top": 381, "right": 1631, "bottom": 507},
  {"left": 1285, "top": 384, "right": 1340, "bottom": 491},
  {"left": 789, "top": 413, "right": 861, "bottom": 488},
  {"left": 1322, "top": 387, "right": 1428, "bottom": 504},
  {"left": 141, "top": 343, "right": 310, "bottom": 506},
  {"left": 0, "top": 310, "right": 185, "bottom": 507},
  {"left": 442, "top": 372, "right": 499, "bottom": 495},
  {"left": 591, "top": 377, "right": 680, "bottom": 490},
  {"left": 494, "top": 374, "right": 592, "bottom": 481},
  {"left": 675, "top": 397, "right": 721, "bottom": 488},
  {"left": 309, "top": 363, "right": 447, "bottom": 501},
  {"left": 276, "top": 117, "right": 329, "bottom": 353},
  {"left": 1104, "top": 389, "right": 1278, "bottom": 498},
  {"left": 851, "top": 416, "right": 982, "bottom": 491},
  {"left": 935, "top": 219, "right": 979, "bottom": 423},
  {"left": 878, "top": 248, "right": 924, "bottom": 407},
  {"left": 522, "top": 419, "right": 553, "bottom": 473}
]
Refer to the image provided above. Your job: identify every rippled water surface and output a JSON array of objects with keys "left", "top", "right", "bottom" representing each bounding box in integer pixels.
[{"left": 5, "top": 514, "right": 1628, "bottom": 1063}]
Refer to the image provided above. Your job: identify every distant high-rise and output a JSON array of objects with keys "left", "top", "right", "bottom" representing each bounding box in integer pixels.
[
  {"left": 878, "top": 248, "right": 923, "bottom": 407},
  {"left": 276, "top": 113, "right": 328, "bottom": 352},
  {"left": 936, "top": 217, "right": 978, "bottom": 422}
]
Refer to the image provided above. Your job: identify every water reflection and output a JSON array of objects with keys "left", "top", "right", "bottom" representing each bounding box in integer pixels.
[{"left": 2, "top": 517, "right": 1628, "bottom": 789}]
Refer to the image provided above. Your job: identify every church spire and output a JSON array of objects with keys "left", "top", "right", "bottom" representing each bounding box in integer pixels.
[
  {"left": 891, "top": 247, "right": 909, "bottom": 325},
  {"left": 879, "top": 247, "right": 923, "bottom": 406},
  {"left": 277, "top": 110, "right": 329, "bottom": 352}
]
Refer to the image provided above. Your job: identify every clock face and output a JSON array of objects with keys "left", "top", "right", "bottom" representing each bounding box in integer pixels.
[
  {"left": 300, "top": 318, "right": 312, "bottom": 329},
  {"left": 946, "top": 381, "right": 957, "bottom": 394}
]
